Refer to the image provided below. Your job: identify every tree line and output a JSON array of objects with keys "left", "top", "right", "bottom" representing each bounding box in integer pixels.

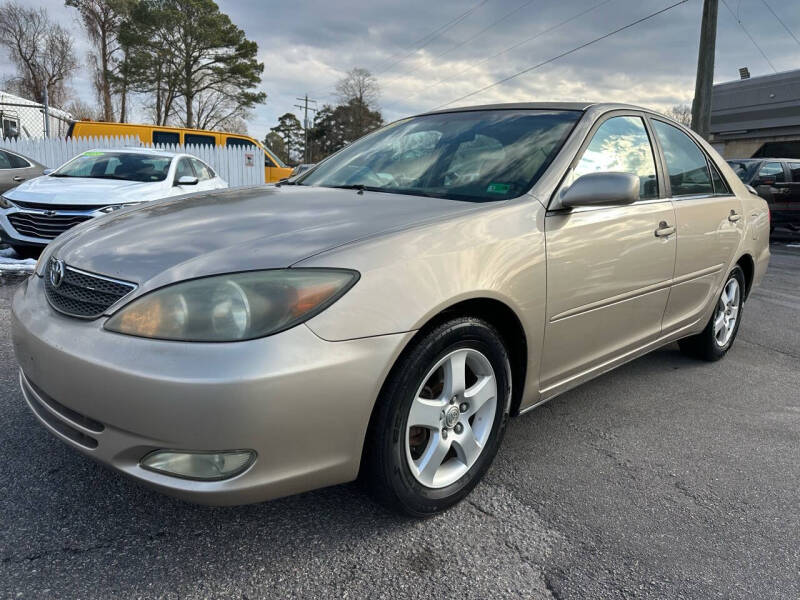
[
  {"left": 0, "top": 0, "right": 264, "bottom": 133},
  {"left": 266, "top": 68, "right": 384, "bottom": 165}
]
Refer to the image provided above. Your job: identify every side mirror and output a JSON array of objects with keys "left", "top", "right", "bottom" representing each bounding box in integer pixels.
[
  {"left": 561, "top": 172, "right": 640, "bottom": 208},
  {"left": 43, "top": 169, "right": 54, "bottom": 176},
  {"left": 176, "top": 175, "right": 198, "bottom": 186}
]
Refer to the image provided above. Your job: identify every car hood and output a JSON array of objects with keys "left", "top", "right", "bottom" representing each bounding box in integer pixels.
[
  {"left": 51, "top": 185, "right": 481, "bottom": 288},
  {"left": 7, "top": 175, "right": 163, "bottom": 205}
]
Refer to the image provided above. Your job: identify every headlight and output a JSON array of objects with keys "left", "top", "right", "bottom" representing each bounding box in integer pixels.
[
  {"left": 99, "top": 202, "right": 144, "bottom": 214},
  {"left": 104, "top": 269, "right": 359, "bottom": 341},
  {"left": 0, "top": 195, "right": 15, "bottom": 209}
]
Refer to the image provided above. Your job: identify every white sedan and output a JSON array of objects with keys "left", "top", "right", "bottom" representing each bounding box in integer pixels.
[{"left": 0, "top": 148, "right": 227, "bottom": 254}]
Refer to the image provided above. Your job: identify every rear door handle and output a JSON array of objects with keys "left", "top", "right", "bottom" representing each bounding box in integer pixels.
[
  {"left": 655, "top": 221, "right": 675, "bottom": 237},
  {"left": 728, "top": 211, "right": 741, "bottom": 222},
  {"left": 12, "top": 176, "right": 24, "bottom": 182}
]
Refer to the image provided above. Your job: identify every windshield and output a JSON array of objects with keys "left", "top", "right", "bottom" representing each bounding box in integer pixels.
[
  {"left": 52, "top": 152, "right": 172, "bottom": 182},
  {"left": 726, "top": 160, "right": 759, "bottom": 183},
  {"left": 298, "top": 109, "right": 581, "bottom": 202}
]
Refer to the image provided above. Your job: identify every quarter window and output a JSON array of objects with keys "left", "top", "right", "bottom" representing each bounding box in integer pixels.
[
  {"left": 709, "top": 160, "right": 731, "bottom": 195},
  {"left": 789, "top": 163, "right": 800, "bottom": 181},
  {"left": 574, "top": 116, "right": 659, "bottom": 199},
  {"left": 652, "top": 120, "right": 712, "bottom": 197}
]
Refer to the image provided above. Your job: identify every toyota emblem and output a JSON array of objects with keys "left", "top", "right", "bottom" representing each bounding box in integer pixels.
[{"left": 48, "top": 258, "right": 65, "bottom": 288}]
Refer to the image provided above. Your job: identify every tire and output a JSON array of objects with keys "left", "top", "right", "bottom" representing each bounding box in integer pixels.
[
  {"left": 363, "top": 317, "right": 511, "bottom": 516},
  {"left": 679, "top": 266, "right": 746, "bottom": 361}
]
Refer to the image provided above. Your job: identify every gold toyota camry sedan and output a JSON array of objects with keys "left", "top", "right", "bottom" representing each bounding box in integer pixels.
[{"left": 11, "top": 103, "right": 770, "bottom": 516}]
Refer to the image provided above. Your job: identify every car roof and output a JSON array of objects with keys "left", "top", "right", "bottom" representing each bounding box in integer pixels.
[
  {"left": 84, "top": 147, "right": 182, "bottom": 158},
  {"left": 415, "top": 101, "right": 659, "bottom": 117}
]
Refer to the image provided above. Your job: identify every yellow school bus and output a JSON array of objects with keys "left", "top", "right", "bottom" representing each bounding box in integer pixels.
[{"left": 66, "top": 121, "right": 293, "bottom": 183}]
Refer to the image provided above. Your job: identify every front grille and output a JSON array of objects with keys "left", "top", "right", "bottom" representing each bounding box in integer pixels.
[
  {"left": 8, "top": 212, "right": 93, "bottom": 240},
  {"left": 45, "top": 263, "right": 136, "bottom": 319}
]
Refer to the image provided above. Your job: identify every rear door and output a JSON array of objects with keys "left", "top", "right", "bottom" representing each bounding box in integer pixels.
[
  {"left": 652, "top": 119, "right": 744, "bottom": 334},
  {"left": 541, "top": 113, "right": 676, "bottom": 391},
  {"left": 0, "top": 149, "right": 33, "bottom": 193}
]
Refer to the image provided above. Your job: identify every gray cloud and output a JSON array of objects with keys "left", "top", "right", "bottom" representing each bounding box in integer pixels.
[{"left": 4, "top": 0, "right": 799, "bottom": 138}]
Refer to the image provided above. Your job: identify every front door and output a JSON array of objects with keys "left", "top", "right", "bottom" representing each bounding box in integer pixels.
[
  {"left": 651, "top": 119, "right": 744, "bottom": 334},
  {"left": 541, "top": 114, "right": 676, "bottom": 392}
]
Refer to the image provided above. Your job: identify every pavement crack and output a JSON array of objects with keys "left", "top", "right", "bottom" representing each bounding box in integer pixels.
[{"left": 739, "top": 337, "right": 800, "bottom": 361}]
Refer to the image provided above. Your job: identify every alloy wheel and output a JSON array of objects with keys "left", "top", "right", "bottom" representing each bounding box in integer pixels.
[
  {"left": 405, "top": 348, "right": 498, "bottom": 489},
  {"left": 713, "top": 277, "right": 741, "bottom": 347}
]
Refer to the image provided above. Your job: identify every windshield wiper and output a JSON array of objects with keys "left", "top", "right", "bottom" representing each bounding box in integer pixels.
[{"left": 327, "top": 184, "right": 380, "bottom": 195}]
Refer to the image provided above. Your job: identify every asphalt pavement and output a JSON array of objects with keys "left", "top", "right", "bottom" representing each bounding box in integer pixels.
[{"left": 0, "top": 243, "right": 798, "bottom": 600}]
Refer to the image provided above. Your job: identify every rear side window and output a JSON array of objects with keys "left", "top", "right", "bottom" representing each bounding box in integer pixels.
[
  {"left": 184, "top": 134, "right": 215, "bottom": 146},
  {"left": 652, "top": 121, "right": 713, "bottom": 197},
  {"left": 574, "top": 116, "right": 659, "bottom": 199},
  {"left": 758, "top": 162, "right": 785, "bottom": 183},
  {"left": 225, "top": 137, "right": 254, "bottom": 148},
  {"left": 0, "top": 149, "right": 29, "bottom": 168},
  {"left": 153, "top": 130, "right": 179, "bottom": 145},
  {"left": 789, "top": 163, "right": 800, "bottom": 181}
]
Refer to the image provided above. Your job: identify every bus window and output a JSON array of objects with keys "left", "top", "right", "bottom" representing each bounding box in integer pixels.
[
  {"left": 225, "top": 137, "right": 255, "bottom": 148},
  {"left": 185, "top": 133, "right": 215, "bottom": 146},
  {"left": 153, "top": 130, "right": 179, "bottom": 145}
]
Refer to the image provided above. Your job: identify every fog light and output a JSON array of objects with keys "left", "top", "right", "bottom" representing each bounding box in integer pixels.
[{"left": 140, "top": 450, "right": 255, "bottom": 481}]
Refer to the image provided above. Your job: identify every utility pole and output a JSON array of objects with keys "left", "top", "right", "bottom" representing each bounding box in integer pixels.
[
  {"left": 691, "top": 0, "right": 718, "bottom": 139},
  {"left": 294, "top": 94, "right": 318, "bottom": 164},
  {"left": 43, "top": 86, "right": 51, "bottom": 138}
]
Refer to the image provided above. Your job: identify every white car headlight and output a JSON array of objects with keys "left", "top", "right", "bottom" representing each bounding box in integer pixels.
[
  {"left": 0, "top": 195, "right": 15, "bottom": 209},
  {"left": 104, "top": 269, "right": 359, "bottom": 341}
]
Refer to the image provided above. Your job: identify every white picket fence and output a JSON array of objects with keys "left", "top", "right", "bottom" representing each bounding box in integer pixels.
[{"left": 0, "top": 135, "right": 265, "bottom": 188}]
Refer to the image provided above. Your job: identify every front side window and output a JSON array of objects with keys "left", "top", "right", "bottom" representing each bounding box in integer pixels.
[
  {"left": 174, "top": 158, "right": 196, "bottom": 181},
  {"left": 758, "top": 162, "right": 785, "bottom": 183},
  {"left": 789, "top": 163, "right": 800, "bottom": 182},
  {"left": 190, "top": 158, "right": 213, "bottom": 180},
  {"left": 652, "top": 120, "right": 712, "bottom": 197},
  {"left": 51, "top": 152, "right": 172, "bottom": 182},
  {"left": 574, "top": 116, "right": 658, "bottom": 199},
  {"left": 298, "top": 109, "right": 581, "bottom": 202}
]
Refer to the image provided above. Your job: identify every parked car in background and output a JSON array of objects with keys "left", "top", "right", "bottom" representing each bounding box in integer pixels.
[
  {"left": 727, "top": 158, "right": 800, "bottom": 233},
  {"left": 290, "top": 163, "right": 316, "bottom": 177},
  {"left": 0, "top": 148, "right": 226, "bottom": 254},
  {"left": 12, "top": 103, "right": 769, "bottom": 516},
  {"left": 0, "top": 148, "right": 45, "bottom": 193},
  {"left": 68, "top": 121, "right": 293, "bottom": 183}
]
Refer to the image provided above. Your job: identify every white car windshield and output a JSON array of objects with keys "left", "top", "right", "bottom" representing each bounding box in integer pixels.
[
  {"left": 297, "top": 109, "right": 581, "bottom": 202},
  {"left": 52, "top": 152, "right": 172, "bottom": 183}
]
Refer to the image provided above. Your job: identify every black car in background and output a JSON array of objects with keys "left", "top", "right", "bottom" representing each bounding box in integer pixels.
[{"left": 727, "top": 158, "right": 800, "bottom": 233}]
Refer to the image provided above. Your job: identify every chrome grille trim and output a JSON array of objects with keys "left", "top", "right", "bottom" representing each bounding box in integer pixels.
[
  {"left": 8, "top": 211, "right": 93, "bottom": 240},
  {"left": 44, "top": 263, "right": 137, "bottom": 319}
]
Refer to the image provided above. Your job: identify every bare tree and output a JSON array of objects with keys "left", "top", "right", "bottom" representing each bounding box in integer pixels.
[
  {"left": 66, "top": 0, "right": 134, "bottom": 122},
  {"left": 65, "top": 97, "right": 101, "bottom": 120},
  {"left": 335, "top": 67, "right": 380, "bottom": 109},
  {"left": 0, "top": 2, "right": 77, "bottom": 106},
  {"left": 667, "top": 104, "right": 693, "bottom": 127}
]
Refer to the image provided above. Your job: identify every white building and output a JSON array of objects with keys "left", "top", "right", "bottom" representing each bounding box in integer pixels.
[{"left": 0, "top": 90, "right": 73, "bottom": 139}]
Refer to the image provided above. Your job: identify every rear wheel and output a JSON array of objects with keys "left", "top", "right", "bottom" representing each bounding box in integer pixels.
[
  {"left": 364, "top": 317, "right": 511, "bottom": 516},
  {"left": 679, "top": 266, "right": 745, "bottom": 361}
]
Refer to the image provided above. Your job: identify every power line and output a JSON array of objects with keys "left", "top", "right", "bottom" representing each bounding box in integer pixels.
[
  {"left": 720, "top": 0, "right": 777, "bottom": 72},
  {"left": 372, "top": 0, "right": 491, "bottom": 77},
  {"left": 425, "top": 0, "right": 616, "bottom": 93},
  {"left": 759, "top": 0, "right": 800, "bottom": 48},
  {"left": 380, "top": 0, "right": 540, "bottom": 87},
  {"left": 294, "top": 95, "right": 319, "bottom": 164},
  {"left": 431, "top": 0, "right": 689, "bottom": 111}
]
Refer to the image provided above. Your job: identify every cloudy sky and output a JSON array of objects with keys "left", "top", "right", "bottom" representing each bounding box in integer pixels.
[{"left": 5, "top": 0, "right": 800, "bottom": 137}]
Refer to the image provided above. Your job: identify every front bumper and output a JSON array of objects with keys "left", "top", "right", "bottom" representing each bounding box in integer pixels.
[
  {"left": 12, "top": 275, "right": 413, "bottom": 505},
  {"left": 1, "top": 207, "right": 96, "bottom": 247}
]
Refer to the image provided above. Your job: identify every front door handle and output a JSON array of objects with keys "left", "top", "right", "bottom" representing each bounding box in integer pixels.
[
  {"left": 12, "top": 176, "right": 24, "bottom": 182},
  {"left": 655, "top": 221, "right": 675, "bottom": 237},
  {"left": 728, "top": 210, "right": 741, "bottom": 223}
]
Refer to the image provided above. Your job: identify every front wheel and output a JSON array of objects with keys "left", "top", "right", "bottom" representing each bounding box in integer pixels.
[
  {"left": 363, "top": 317, "right": 511, "bottom": 516},
  {"left": 679, "top": 266, "right": 745, "bottom": 361}
]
